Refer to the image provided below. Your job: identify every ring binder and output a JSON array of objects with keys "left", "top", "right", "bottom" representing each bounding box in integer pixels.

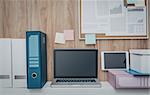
[{"left": 26, "top": 31, "right": 47, "bottom": 89}]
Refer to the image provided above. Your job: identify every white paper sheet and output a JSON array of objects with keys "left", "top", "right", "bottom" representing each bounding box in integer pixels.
[
  {"left": 81, "top": 0, "right": 125, "bottom": 35},
  {"left": 109, "top": 0, "right": 124, "bottom": 15},
  {"left": 126, "top": 7, "right": 146, "bottom": 35},
  {"left": 107, "top": 15, "right": 126, "bottom": 36},
  {"left": 135, "top": 0, "right": 145, "bottom": 7},
  {"left": 82, "top": 0, "right": 110, "bottom": 34},
  {"left": 55, "top": 33, "right": 65, "bottom": 44}
]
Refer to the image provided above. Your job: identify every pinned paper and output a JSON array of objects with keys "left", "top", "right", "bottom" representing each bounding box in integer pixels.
[
  {"left": 135, "top": 0, "right": 145, "bottom": 7},
  {"left": 55, "top": 33, "right": 65, "bottom": 44},
  {"left": 64, "top": 30, "right": 74, "bottom": 40},
  {"left": 85, "top": 34, "right": 96, "bottom": 45},
  {"left": 127, "top": 0, "right": 145, "bottom": 7}
]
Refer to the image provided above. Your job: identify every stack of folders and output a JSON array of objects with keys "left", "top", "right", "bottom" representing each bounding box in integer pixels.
[
  {"left": 107, "top": 70, "right": 150, "bottom": 88},
  {"left": 0, "top": 39, "right": 26, "bottom": 88}
]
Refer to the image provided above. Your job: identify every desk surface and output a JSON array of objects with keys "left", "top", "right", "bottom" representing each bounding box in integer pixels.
[{"left": 0, "top": 82, "right": 149, "bottom": 95}]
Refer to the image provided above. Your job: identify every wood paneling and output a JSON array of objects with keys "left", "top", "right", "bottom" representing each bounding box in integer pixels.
[
  {"left": 0, "top": 0, "right": 149, "bottom": 81},
  {"left": 0, "top": 0, "right": 4, "bottom": 37},
  {"left": 148, "top": 0, "right": 150, "bottom": 48},
  {"left": 3, "top": 0, "right": 27, "bottom": 38}
]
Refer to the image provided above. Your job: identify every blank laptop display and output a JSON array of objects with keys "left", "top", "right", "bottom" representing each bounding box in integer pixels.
[
  {"left": 54, "top": 49, "right": 97, "bottom": 78},
  {"left": 101, "top": 51, "right": 129, "bottom": 71},
  {"left": 51, "top": 49, "right": 101, "bottom": 88}
]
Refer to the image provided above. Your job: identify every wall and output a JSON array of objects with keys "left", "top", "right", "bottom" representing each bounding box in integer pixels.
[
  {"left": 0, "top": 0, "right": 149, "bottom": 81},
  {"left": 0, "top": 0, "right": 4, "bottom": 37},
  {"left": 148, "top": 0, "right": 150, "bottom": 48}
]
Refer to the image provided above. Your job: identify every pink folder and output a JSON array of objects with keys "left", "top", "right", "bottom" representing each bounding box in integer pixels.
[{"left": 107, "top": 70, "right": 150, "bottom": 88}]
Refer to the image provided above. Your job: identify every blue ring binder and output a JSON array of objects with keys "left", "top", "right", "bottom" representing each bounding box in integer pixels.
[{"left": 26, "top": 31, "right": 47, "bottom": 89}]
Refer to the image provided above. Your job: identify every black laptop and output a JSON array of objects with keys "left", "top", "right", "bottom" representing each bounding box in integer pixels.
[{"left": 51, "top": 49, "right": 101, "bottom": 88}]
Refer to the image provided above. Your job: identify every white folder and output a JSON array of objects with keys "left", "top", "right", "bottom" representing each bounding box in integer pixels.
[
  {"left": 0, "top": 39, "right": 12, "bottom": 88},
  {"left": 12, "top": 39, "right": 27, "bottom": 88}
]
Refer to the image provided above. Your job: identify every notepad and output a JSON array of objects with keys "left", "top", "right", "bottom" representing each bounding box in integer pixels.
[
  {"left": 55, "top": 33, "right": 65, "bottom": 44},
  {"left": 64, "top": 30, "right": 74, "bottom": 40},
  {"left": 85, "top": 34, "right": 96, "bottom": 45}
]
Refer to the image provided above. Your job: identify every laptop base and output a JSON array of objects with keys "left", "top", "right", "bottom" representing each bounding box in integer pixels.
[{"left": 51, "top": 78, "right": 101, "bottom": 88}]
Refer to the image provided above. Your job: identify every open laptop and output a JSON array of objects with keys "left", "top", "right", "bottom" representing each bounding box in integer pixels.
[{"left": 51, "top": 49, "right": 101, "bottom": 88}]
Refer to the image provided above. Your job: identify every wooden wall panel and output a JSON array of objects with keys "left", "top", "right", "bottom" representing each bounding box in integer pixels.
[
  {"left": 0, "top": 0, "right": 149, "bottom": 81},
  {"left": 0, "top": 0, "right": 4, "bottom": 37},
  {"left": 3, "top": 0, "right": 27, "bottom": 38},
  {"left": 148, "top": 0, "right": 150, "bottom": 48}
]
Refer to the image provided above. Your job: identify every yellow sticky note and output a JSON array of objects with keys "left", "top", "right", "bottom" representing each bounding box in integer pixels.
[
  {"left": 85, "top": 34, "right": 96, "bottom": 45},
  {"left": 55, "top": 32, "right": 65, "bottom": 44},
  {"left": 64, "top": 30, "right": 74, "bottom": 40}
]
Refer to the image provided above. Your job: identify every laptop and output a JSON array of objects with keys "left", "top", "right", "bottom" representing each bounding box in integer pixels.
[{"left": 51, "top": 49, "right": 101, "bottom": 88}]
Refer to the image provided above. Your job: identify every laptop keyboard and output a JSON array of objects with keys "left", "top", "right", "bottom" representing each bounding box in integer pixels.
[
  {"left": 51, "top": 79, "right": 101, "bottom": 88},
  {"left": 56, "top": 79, "right": 96, "bottom": 82}
]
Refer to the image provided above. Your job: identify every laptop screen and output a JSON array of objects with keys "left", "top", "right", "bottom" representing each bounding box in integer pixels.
[{"left": 54, "top": 49, "right": 98, "bottom": 78}]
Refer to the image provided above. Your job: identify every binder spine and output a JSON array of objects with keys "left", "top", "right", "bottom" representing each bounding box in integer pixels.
[
  {"left": 26, "top": 31, "right": 47, "bottom": 89},
  {"left": 26, "top": 32, "right": 41, "bottom": 88}
]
